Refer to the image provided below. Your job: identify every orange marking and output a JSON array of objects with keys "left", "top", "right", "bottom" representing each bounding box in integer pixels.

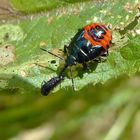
[{"left": 83, "top": 23, "right": 112, "bottom": 51}]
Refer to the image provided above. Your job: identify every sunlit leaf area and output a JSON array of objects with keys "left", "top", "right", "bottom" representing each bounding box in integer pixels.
[{"left": 0, "top": 0, "right": 140, "bottom": 140}]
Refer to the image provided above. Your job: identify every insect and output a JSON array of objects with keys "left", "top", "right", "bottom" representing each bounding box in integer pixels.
[{"left": 41, "top": 23, "right": 112, "bottom": 96}]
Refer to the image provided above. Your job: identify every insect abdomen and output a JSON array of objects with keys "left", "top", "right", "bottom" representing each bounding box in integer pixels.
[{"left": 41, "top": 76, "right": 64, "bottom": 96}]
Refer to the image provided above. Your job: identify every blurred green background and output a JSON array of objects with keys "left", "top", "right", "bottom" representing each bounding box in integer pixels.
[{"left": 0, "top": 0, "right": 140, "bottom": 140}]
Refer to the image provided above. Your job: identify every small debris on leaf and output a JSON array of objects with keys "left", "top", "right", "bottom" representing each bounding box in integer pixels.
[
  {"left": 39, "top": 41, "right": 47, "bottom": 48},
  {"left": 0, "top": 44, "right": 16, "bottom": 66},
  {"left": 20, "top": 70, "right": 28, "bottom": 77}
]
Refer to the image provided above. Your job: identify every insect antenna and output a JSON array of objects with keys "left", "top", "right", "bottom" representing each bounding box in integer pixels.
[{"left": 40, "top": 47, "right": 64, "bottom": 61}]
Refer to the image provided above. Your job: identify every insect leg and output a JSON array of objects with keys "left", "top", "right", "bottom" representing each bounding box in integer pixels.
[
  {"left": 99, "top": 50, "right": 109, "bottom": 62},
  {"left": 82, "top": 62, "right": 90, "bottom": 71},
  {"left": 70, "top": 66, "right": 75, "bottom": 91},
  {"left": 93, "top": 49, "right": 108, "bottom": 63},
  {"left": 101, "top": 50, "right": 108, "bottom": 57},
  {"left": 64, "top": 45, "right": 68, "bottom": 53},
  {"left": 93, "top": 57, "right": 106, "bottom": 63},
  {"left": 64, "top": 46, "right": 76, "bottom": 91}
]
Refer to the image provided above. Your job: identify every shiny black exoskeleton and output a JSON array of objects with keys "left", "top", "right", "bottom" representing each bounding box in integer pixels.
[
  {"left": 41, "top": 23, "right": 112, "bottom": 96},
  {"left": 41, "top": 76, "right": 63, "bottom": 96},
  {"left": 65, "top": 29, "right": 103, "bottom": 66}
]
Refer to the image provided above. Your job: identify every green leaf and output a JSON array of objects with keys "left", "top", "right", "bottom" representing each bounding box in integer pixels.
[
  {"left": 11, "top": 0, "right": 90, "bottom": 13},
  {"left": 0, "top": 0, "right": 140, "bottom": 94},
  {"left": 0, "top": 1, "right": 140, "bottom": 139}
]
